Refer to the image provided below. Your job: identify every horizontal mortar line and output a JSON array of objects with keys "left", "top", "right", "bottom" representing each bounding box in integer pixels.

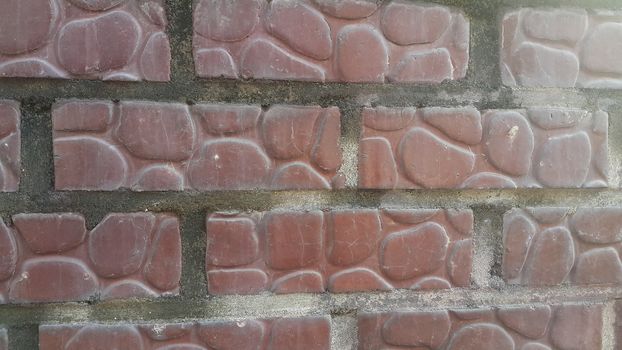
[
  {"left": 0, "top": 81, "right": 620, "bottom": 107},
  {"left": 0, "top": 83, "right": 501, "bottom": 105},
  {"left": 0, "top": 285, "right": 620, "bottom": 326},
  {"left": 1, "top": 189, "right": 622, "bottom": 214}
]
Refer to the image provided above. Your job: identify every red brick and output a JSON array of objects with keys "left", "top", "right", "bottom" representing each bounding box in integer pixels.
[
  {"left": 39, "top": 317, "right": 331, "bottom": 350},
  {"left": 503, "top": 208, "right": 622, "bottom": 286},
  {"left": 193, "top": 0, "right": 469, "bottom": 83},
  {"left": 0, "top": 212, "right": 180, "bottom": 304},
  {"left": 359, "top": 303, "right": 603, "bottom": 350},
  {"left": 0, "top": 0, "right": 170, "bottom": 81},
  {"left": 53, "top": 101, "right": 342, "bottom": 191},
  {"left": 0, "top": 101, "right": 20, "bottom": 192},
  {"left": 206, "top": 209, "right": 473, "bottom": 295},
  {"left": 502, "top": 8, "right": 622, "bottom": 88},
  {"left": 359, "top": 107, "right": 607, "bottom": 189}
]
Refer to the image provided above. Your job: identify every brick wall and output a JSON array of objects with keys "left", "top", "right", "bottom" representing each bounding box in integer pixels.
[{"left": 0, "top": 0, "right": 622, "bottom": 349}]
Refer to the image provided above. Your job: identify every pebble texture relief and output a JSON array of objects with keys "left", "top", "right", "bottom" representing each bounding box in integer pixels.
[
  {"left": 359, "top": 303, "right": 603, "bottom": 350},
  {"left": 0, "top": 213, "right": 181, "bottom": 304},
  {"left": 206, "top": 208, "right": 473, "bottom": 295},
  {"left": 359, "top": 106, "right": 608, "bottom": 189},
  {"left": 0, "top": 101, "right": 20, "bottom": 192},
  {"left": 40, "top": 317, "right": 331, "bottom": 350},
  {"left": 503, "top": 208, "right": 622, "bottom": 287},
  {"left": 193, "top": 0, "right": 469, "bottom": 83},
  {"left": 52, "top": 100, "right": 342, "bottom": 191},
  {"left": 502, "top": 8, "right": 622, "bottom": 88},
  {"left": 0, "top": 0, "right": 171, "bottom": 81}
]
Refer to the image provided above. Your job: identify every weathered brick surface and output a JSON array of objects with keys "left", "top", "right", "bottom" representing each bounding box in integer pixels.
[
  {"left": 0, "top": 101, "right": 20, "bottom": 192},
  {"left": 206, "top": 208, "right": 473, "bottom": 295},
  {"left": 359, "top": 107, "right": 608, "bottom": 189},
  {"left": 0, "top": 212, "right": 180, "bottom": 303},
  {"left": 503, "top": 207, "right": 622, "bottom": 286},
  {"left": 359, "top": 303, "right": 603, "bottom": 350},
  {"left": 193, "top": 0, "right": 469, "bottom": 83},
  {"left": 502, "top": 8, "right": 622, "bottom": 88},
  {"left": 0, "top": 0, "right": 170, "bottom": 81},
  {"left": 52, "top": 100, "right": 342, "bottom": 191},
  {"left": 40, "top": 316, "right": 331, "bottom": 350}
]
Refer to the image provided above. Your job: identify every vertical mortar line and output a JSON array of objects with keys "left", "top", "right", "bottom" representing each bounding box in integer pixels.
[
  {"left": 597, "top": 98, "right": 622, "bottom": 189},
  {"left": 8, "top": 324, "right": 38, "bottom": 350},
  {"left": 18, "top": 98, "right": 54, "bottom": 203},
  {"left": 471, "top": 204, "right": 506, "bottom": 289},
  {"left": 463, "top": 0, "right": 503, "bottom": 91},
  {"left": 602, "top": 300, "right": 617, "bottom": 350},
  {"left": 166, "top": 0, "right": 196, "bottom": 84},
  {"left": 341, "top": 103, "right": 362, "bottom": 189},
  {"left": 180, "top": 210, "right": 208, "bottom": 300},
  {"left": 331, "top": 314, "right": 358, "bottom": 350}
]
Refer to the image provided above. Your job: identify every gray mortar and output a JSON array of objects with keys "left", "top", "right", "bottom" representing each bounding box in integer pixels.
[{"left": 2, "top": 0, "right": 622, "bottom": 348}]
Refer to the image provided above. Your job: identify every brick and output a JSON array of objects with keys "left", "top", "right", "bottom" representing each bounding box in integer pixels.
[
  {"left": 206, "top": 208, "right": 473, "bottom": 295},
  {"left": 39, "top": 316, "right": 331, "bottom": 350},
  {"left": 502, "top": 8, "right": 622, "bottom": 88},
  {"left": 0, "top": 0, "right": 170, "bottom": 81},
  {"left": 503, "top": 208, "right": 622, "bottom": 286},
  {"left": 359, "top": 303, "right": 603, "bottom": 350},
  {"left": 0, "top": 101, "right": 20, "bottom": 192},
  {"left": 0, "top": 328, "right": 5, "bottom": 350},
  {"left": 53, "top": 100, "right": 343, "bottom": 191},
  {"left": 359, "top": 107, "right": 607, "bottom": 189},
  {"left": 193, "top": 0, "right": 469, "bottom": 83},
  {"left": 0, "top": 212, "right": 180, "bottom": 304}
]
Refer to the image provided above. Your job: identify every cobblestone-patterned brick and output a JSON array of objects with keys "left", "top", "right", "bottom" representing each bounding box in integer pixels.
[
  {"left": 359, "top": 303, "right": 603, "bottom": 350},
  {"left": 0, "top": 328, "right": 6, "bottom": 350},
  {"left": 502, "top": 8, "right": 622, "bottom": 88},
  {"left": 39, "top": 316, "right": 331, "bottom": 350},
  {"left": 0, "top": 101, "right": 19, "bottom": 192},
  {"left": 359, "top": 106, "right": 608, "bottom": 189},
  {"left": 503, "top": 207, "right": 622, "bottom": 286},
  {"left": 53, "top": 100, "right": 342, "bottom": 191},
  {"left": 0, "top": 212, "right": 180, "bottom": 303},
  {"left": 193, "top": 0, "right": 469, "bottom": 83},
  {"left": 0, "top": 0, "right": 170, "bottom": 81},
  {"left": 206, "top": 208, "right": 473, "bottom": 295}
]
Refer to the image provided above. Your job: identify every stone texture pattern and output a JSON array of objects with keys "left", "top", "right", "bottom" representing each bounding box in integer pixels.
[
  {"left": 40, "top": 316, "right": 331, "bottom": 350},
  {"left": 52, "top": 100, "right": 342, "bottom": 191},
  {"left": 0, "top": 0, "right": 171, "bottom": 81},
  {"left": 206, "top": 208, "right": 473, "bottom": 295},
  {"left": 0, "top": 101, "right": 20, "bottom": 192},
  {"left": 502, "top": 8, "right": 622, "bottom": 88},
  {"left": 193, "top": 0, "right": 469, "bottom": 83},
  {"left": 359, "top": 106, "right": 608, "bottom": 189},
  {"left": 0, "top": 212, "right": 181, "bottom": 304},
  {"left": 359, "top": 303, "right": 603, "bottom": 350},
  {"left": 503, "top": 207, "right": 622, "bottom": 287}
]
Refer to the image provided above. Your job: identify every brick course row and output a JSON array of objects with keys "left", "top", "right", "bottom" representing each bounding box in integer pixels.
[
  {"left": 36, "top": 100, "right": 610, "bottom": 192},
  {"left": 1, "top": 207, "right": 621, "bottom": 304},
  {"left": 40, "top": 316, "right": 331, "bottom": 350},
  {"left": 2, "top": 1, "right": 621, "bottom": 88},
  {"left": 32, "top": 302, "right": 609, "bottom": 349}
]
